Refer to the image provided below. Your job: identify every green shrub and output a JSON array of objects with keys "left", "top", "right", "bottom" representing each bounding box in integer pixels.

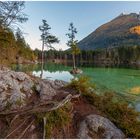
[
  {"left": 67, "top": 75, "right": 95, "bottom": 93},
  {"left": 35, "top": 103, "right": 72, "bottom": 138}
]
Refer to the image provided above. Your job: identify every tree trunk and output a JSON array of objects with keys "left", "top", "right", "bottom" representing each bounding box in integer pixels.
[
  {"left": 72, "top": 53, "right": 76, "bottom": 69},
  {"left": 40, "top": 41, "right": 44, "bottom": 79}
]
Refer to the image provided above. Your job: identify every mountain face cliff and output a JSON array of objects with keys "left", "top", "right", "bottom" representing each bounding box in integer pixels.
[{"left": 78, "top": 13, "right": 140, "bottom": 50}]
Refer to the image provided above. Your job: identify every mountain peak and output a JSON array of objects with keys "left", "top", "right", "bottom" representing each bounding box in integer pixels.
[{"left": 78, "top": 13, "right": 140, "bottom": 50}]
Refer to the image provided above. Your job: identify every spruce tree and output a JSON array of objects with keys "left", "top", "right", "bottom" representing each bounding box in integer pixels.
[
  {"left": 66, "top": 22, "right": 80, "bottom": 70},
  {"left": 39, "top": 19, "right": 59, "bottom": 78}
]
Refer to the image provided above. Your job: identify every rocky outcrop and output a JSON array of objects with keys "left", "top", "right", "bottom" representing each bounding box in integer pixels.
[
  {"left": 77, "top": 114, "right": 125, "bottom": 139},
  {"left": 0, "top": 67, "right": 68, "bottom": 111},
  {"left": 36, "top": 79, "right": 67, "bottom": 101},
  {"left": 0, "top": 67, "right": 34, "bottom": 110}
]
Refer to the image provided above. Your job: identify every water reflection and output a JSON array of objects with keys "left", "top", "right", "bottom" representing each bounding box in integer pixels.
[
  {"left": 33, "top": 70, "right": 74, "bottom": 81},
  {"left": 12, "top": 63, "right": 75, "bottom": 81}
]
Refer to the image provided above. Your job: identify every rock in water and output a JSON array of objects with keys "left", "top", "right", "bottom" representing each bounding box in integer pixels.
[
  {"left": 70, "top": 68, "right": 83, "bottom": 74},
  {"left": 77, "top": 114, "right": 125, "bottom": 139}
]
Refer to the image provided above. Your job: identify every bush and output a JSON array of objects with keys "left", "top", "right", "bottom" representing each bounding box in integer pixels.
[
  {"left": 67, "top": 75, "right": 95, "bottom": 93},
  {"left": 35, "top": 103, "right": 72, "bottom": 138}
]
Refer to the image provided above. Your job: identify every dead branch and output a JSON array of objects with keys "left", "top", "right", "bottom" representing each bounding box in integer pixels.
[{"left": 0, "top": 101, "right": 57, "bottom": 116}]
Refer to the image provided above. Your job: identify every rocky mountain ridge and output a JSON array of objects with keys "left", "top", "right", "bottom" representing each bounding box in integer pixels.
[{"left": 78, "top": 13, "right": 140, "bottom": 50}]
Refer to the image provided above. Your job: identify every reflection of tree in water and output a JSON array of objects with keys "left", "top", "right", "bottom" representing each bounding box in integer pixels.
[
  {"left": 43, "top": 63, "right": 71, "bottom": 72},
  {"left": 11, "top": 63, "right": 72, "bottom": 73}
]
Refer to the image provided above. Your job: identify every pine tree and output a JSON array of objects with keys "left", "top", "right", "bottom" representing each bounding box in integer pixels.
[
  {"left": 0, "top": 1, "right": 28, "bottom": 30},
  {"left": 39, "top": 19, "right": 59, "bottom": 78},
  {"left": 66, "top": 22, "right": 80, "bottom": 70}
]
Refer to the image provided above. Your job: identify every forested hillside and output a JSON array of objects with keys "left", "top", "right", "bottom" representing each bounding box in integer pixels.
[
  {"left": 78, "top": 13, "right": 140, "bottom": 50},
  {"left": 0, "top": 2, "right": 36, "bottom": 65}
]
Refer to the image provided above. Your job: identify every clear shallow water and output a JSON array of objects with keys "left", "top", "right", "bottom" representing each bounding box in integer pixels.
[
  {"left": 33, "top": 70, "right": 73, "bottom": 82},
  {"left": 11, "top": 63, "right": 140, "bottom": 110}
]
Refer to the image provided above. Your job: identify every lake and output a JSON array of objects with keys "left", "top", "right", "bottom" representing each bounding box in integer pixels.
[{"left": 11, "top": 63, "right": 140, "bottom": 111}]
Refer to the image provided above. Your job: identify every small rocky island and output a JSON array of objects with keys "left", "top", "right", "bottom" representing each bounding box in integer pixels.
[{"left": 0, "top": 66, "right": 126, "bottom": 139}]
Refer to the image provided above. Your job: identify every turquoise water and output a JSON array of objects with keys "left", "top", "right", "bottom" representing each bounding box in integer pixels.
[{"left": 11, "top": 63, "right": 140, "bottom": 111}]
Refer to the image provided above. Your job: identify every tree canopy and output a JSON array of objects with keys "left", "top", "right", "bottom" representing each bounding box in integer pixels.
[{"left": 0, "top": 1, "right": 28, "bottom": 30}]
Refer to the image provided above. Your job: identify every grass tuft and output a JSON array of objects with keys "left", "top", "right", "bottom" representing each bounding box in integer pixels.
[{"left": 67, "top": 75, "right": 95, "bottom": 93}]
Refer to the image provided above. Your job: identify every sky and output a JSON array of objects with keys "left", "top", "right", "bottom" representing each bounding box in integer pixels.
[{"left": 21, "top": 1, "right": 140, "bottom": 50}]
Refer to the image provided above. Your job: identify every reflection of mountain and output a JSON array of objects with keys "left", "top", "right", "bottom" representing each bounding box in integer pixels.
[{"left": 11, "top": 63, "right": 72, "bottom": 73}]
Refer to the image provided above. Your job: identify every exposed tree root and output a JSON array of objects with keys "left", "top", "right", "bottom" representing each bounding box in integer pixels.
[
  {"left": 10, "top": 115, "right": 19, "bottom": 127},
  {"left": 43, "top": 117, "right": 46, "bottom": 139},
  {"left": 0, "top": 94, "right": 80, "bottom": 116},
  {"left": 5, "top": 117, "right": 30, "bottom": 138},
  {"left": 1, "top": 93, "right": 80, "bottom": 139},
  {"left": 18, "top": 119, "right": 34, "bottom": 139}
]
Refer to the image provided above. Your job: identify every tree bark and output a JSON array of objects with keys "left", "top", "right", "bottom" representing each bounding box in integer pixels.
[
  {"left": 72, "top": 53, "right": 76, "bottom": 69},
  {"left": 40, "top": 40, "right": 44, "bottom": 79}
]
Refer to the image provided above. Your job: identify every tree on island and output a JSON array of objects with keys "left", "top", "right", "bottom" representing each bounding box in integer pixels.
[
  {"left": 66, "top": 22, "right": 81, "bottom": 74},
  {"left": 39, "top": 19, "right": 59, "bottom": 78}
]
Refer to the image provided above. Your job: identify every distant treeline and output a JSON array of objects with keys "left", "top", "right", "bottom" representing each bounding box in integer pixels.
[{"left": 34, "top": 46, "right": 140, "bottom": 68}]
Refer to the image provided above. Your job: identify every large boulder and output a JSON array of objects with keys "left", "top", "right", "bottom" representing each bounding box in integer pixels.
[{"left": 77, "top": 114, "right": 125, "bottom": 139}]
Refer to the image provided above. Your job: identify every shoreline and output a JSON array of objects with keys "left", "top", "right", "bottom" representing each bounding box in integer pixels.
[{"left": 0, "top": 66, "right": 140, "bottom": 138}]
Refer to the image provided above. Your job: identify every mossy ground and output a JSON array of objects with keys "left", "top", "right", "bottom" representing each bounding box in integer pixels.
[{"left": 35, "top": 102, "right": 72, "bottom": 138}]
